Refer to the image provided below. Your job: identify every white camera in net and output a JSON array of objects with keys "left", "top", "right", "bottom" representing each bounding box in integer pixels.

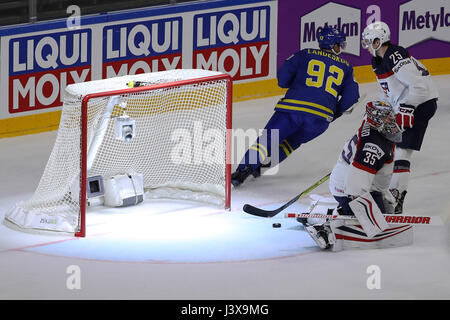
[{"left": 114, "top": 115, "right": 135, "bottom": 142}]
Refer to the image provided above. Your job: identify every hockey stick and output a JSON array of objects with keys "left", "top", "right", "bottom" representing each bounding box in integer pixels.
[
  {"left": 285, "top": 212, "right": 444, "bottom": 226},
  {"left": 242, "top": 172, "right": 331, "bottom": 218}
]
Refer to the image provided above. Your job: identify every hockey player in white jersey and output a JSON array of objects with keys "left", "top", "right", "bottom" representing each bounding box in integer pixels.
[
  {"left": 304, "top": 101, "right": 403, "bottom": 250},
  {"left": 361, "top": 21, "right": 439, "bottom": 214}
]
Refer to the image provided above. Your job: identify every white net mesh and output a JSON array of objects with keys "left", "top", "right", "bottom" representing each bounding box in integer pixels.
[{"left": 5, "top": 69, "right": 231, "bottom": 235}]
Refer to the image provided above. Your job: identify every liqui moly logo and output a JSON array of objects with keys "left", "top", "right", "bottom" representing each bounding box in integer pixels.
[
  {"left": 300, "top": 2, "right": 361, "bottom": 56},
  {"left": 103, "top": 17, "right": 182, "bottom": 78},
  {"left": 399, "top": 0, "right": 450, "bottom": 48},
  {"left": 193, "top": 7, "right": 270, "bottom": 81},
  {"left": 8, "top": 30, "right": 92, "bottom": 113}
]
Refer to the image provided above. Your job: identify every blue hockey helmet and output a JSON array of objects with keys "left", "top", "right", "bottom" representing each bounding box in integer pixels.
[{"left": 318, "top": 26, "right": 347, "bottom": 53}]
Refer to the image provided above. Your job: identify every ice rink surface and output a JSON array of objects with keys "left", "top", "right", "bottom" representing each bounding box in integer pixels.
[{"left": 0, "top": 76, "right": 449, "bottom": 300}]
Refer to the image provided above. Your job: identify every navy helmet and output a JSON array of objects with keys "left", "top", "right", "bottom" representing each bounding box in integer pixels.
[{"left": 318, "top": 26, "right": 346, "bottom": 52}]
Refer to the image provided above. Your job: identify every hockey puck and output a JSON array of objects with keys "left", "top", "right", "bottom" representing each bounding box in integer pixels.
[{"left": 272, "top": 223, "right": 281, "bottom": 228}]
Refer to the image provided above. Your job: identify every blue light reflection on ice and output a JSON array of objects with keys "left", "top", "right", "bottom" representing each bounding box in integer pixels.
[{"left": 25, "top": 201, "right": 320, "bottom": 263}]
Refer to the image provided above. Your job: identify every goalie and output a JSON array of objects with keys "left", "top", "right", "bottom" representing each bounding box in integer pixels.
[{"left": 304, "top": 101, "right": 410, "bottom": 250}]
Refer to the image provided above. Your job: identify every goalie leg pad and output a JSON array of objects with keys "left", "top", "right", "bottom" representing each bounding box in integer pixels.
[
  {"left": 333, "top": 221, "right": 414, "bottom": 250},
  {"left": 348, "top": 192, "right": 389, "bottom": 238}
]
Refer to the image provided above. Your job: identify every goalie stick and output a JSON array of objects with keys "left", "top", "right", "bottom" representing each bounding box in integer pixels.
[
  {"left": 285, "top": 212, "right": 444, "bottom": 226},
  {"left": 242, "top": 172, "right": 330, "bottom": 217}
]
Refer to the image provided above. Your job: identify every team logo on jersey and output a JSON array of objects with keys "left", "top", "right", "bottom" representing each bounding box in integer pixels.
[
  {"left": 380, "top": 82, "right": 390, "bottom": 95},
  {"left": 362, "top": 143, "right": 385, "bottom": 159}
]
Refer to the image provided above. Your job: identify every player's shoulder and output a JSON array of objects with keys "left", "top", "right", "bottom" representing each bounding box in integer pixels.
[
  {"left": 384, "top": 44, "right": 410, "bottom": 68},
  {"left": 303, "top": 48, "right": 352, "bottom": 69},
  {"left": 294, "top": 48, "right": 310, "bottom": 57},
  {"left": 386, "top": 44, "right": 409, "bottom": 57},
  {"left": 284, "top": 49, "right": 308, "bottom": 63},
  {"left": 333, "top": 55, "right": 352, "bottom": 73}
]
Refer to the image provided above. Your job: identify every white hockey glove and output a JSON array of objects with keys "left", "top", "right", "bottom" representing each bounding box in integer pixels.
[{"left": 396, "top": 104, "right": 415, "bottom": 131}]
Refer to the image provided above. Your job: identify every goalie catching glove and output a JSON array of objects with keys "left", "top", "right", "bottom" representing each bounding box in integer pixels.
[{"left": 396, "top": 104, "right": 415, "bottom": 131}]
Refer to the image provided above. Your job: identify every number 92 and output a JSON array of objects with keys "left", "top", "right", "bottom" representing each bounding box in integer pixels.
[{"left": 305, "top": 59, "right": 344, "bottom": 97}]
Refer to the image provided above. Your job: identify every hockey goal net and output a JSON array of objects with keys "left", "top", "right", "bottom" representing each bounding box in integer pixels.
[{"left": 4, "top": 69, "right": 232, "bottom": 237}]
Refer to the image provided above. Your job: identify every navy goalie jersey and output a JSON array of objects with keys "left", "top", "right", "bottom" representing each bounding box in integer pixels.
[
  {"left": 276, "top": 48, "right": 360, "bottom": 122},
  {"left": 330, "top": 120, "right": 396, "bottom": 199}
]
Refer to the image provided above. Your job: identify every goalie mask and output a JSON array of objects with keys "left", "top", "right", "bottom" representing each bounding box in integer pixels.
[{"left": 365, "top": 101, "right": 401, "bottom": 141}]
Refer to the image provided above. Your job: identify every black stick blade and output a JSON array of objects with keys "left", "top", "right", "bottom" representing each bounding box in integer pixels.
[{"left": 242, "top": 204, "right": 280, "bottom": 218}]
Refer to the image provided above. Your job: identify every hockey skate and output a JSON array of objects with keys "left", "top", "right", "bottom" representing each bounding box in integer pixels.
[
  {"left": 297, "top": 216, "right": 308, "bottom": 226},
  {"left": 305, "top": 223, "right": 334, "bottom": 250},
  {"left": 231, "top": 163, "right": 271, "bottom": 187},
  {"left": 390, "top": 189, "right": 407, "bottom": 214}
]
